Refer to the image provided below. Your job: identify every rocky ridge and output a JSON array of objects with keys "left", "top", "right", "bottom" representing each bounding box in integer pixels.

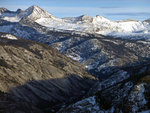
[{"left": 0, "top": 32, "right": 96, "bottom": 113}]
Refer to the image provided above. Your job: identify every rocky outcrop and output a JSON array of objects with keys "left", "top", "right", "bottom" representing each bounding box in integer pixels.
[{"left": 0, "top": 8, "right": 10, "bottom": 14}]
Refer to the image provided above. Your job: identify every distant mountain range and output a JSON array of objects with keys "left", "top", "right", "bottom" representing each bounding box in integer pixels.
[
  {"left": 0, "top": 5, "right": 150, "bottom": 113},
  {"left": 0, "top": 5, "right": 150, "bottom": 39}
]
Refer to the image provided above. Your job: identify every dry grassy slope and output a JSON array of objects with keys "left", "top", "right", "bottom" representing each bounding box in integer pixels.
[{"left": 0, "top": 32, "right": 96, "bottom": 112}]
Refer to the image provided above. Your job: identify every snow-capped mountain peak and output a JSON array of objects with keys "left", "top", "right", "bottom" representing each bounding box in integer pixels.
[
  {"left": 0, "top": 8, "right": 9, "bottom": 14},
  {"left": 0, "top": 5, "right": 57, "bottom": 22},
  {"left": 21, "top": 5, "right": 55, "bottom": 21},
  {"left": 0, "top": 5, "right": 150, "bottom": 39},
  {"left": 93, "top": 15, "right": 110, "bottom": 22},
  {"left": 75, "top": 14, "right": 93, "bottom": 23}
]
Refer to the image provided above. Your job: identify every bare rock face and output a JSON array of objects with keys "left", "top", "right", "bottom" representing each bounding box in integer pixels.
[
  {"left": 0, "top": 8, "right": 9, "bottom": 14},
  {"left": 144, "top": 18, "right": 150, "bottom": 23},
  {"left": 74, "top": 15, "right": 93, "bottom": 24},
  {"left": 0, "top": 32, "right": 97, "bottom": 112}
]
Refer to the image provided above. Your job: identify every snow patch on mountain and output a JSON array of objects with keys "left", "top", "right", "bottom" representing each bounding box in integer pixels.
[
  {"left": 25, "top": 6, "right": 57, "bottom": 21},
  {"left": 36, "top": 14, "right": 150, "bottom": 39},
  {"left": 59, "top": 96, "right": 116, "bottom": 113},
  {"left": 67, "top": 54, "right": 83, "bottom": 62},
  {"left": 2, "top": 16, "right": 20, "bottom": 22},
  {"left": 1, "top": 34, "right": 18, "bottom": 40},
  {"left": 97, "top": 70, "right": 130, "bottom": 91}
]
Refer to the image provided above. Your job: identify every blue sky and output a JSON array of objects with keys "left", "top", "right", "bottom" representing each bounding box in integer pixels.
[{"left": 0, "top": 0, "right": 150, "bottom": 20}]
